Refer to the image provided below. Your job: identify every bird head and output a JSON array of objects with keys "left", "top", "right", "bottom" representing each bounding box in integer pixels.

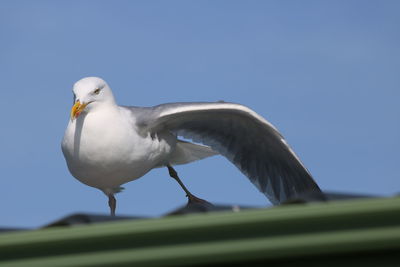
[{"left": 70, "top": 77, "right": 116, "bottom": 120}]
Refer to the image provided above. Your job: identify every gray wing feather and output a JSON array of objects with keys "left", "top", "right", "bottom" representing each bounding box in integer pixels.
[{"left": 130, "top": 102, "right": 324, "bottom": 204}]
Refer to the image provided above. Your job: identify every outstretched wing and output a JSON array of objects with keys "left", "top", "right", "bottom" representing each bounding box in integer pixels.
[{"left": 133, "top": 102, "right": 324, "bottom": 204}]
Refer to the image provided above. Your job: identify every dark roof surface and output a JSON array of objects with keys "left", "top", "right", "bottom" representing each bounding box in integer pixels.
[{"left": 1, "top": 195, "right": 399, "bottom": 266}]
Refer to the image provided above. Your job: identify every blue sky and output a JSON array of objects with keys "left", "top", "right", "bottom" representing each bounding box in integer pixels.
[{"left": 1, "top": 1, "right": 399, "bottom": 228}]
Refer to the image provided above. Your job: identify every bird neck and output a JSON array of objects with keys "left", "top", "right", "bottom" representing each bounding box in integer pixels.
[{"left": 88, "top": 100, "right": 119, "bottom": 115}]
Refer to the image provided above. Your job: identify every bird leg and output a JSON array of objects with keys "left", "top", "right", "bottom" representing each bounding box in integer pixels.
[
  {"left": 167, "top": 165, "right": 212, "bottom": 205},
  {"left": 108, "top": 194, "right": 116, "bottom": 216}
]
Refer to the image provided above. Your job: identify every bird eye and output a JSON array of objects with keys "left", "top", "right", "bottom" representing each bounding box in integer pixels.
[{"left": 93, "top": 88, "right": 101, "bottom": 95}]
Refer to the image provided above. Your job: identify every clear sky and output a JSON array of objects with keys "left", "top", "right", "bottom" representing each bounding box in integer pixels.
[{"left": 1, "top": 1, "right": 399, "bottom": 228}]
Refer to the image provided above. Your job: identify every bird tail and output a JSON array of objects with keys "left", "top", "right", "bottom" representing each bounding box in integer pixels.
[{"left": 168, "top": 140, "right": 218, "bottom": 166}]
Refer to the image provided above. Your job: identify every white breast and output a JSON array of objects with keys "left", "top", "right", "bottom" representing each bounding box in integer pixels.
[{"left": 61, "top": 106, "right": 176, "bottom": 190}]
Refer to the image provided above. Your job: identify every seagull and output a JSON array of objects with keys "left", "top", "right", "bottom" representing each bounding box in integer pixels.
[{"left": 62, "top": 77, "right": 324, "bottom": 216}]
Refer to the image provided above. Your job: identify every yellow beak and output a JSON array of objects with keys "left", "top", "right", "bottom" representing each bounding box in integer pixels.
[{"left": 70, "top": 101, "right": 88, "bottom": 120}]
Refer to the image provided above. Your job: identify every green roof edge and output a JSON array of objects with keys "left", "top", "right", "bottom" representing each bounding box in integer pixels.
[{"left": 1, "top": 197, "right": 400, "bottom": 266}]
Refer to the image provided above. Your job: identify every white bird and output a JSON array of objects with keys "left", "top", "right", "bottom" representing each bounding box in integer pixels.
[{"left": 62, "top": 77, "right": 324, "bottom": 216}]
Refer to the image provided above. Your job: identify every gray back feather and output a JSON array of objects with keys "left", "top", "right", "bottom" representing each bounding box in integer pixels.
[{"left": 125, "top": 102, "right": 324, "bottom": 204}]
